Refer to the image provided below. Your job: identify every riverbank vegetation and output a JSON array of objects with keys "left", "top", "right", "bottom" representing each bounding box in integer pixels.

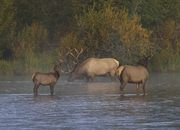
[{"left": 0, "top": 0, "right": 179, "bottom": 75}]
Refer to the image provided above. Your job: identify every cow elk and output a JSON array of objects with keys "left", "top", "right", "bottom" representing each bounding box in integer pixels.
[
  {"left": 116, "top": 65, "right": 149, "bottom": 96},
  {"left": 32, "top": 65, "right": 60, "bottom": 96}
]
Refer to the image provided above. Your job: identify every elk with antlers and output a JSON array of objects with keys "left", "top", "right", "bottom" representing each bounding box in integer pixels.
[
  {"left": 68, "top": 58, "right": 120, "bottom": 82},
  {"left": 59, "top": 47, "right": 84, "bottom": 74}
]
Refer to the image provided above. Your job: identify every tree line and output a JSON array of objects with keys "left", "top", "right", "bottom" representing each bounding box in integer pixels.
[{"left": 0, "top": 0, "right": 179, "bottom": 75}]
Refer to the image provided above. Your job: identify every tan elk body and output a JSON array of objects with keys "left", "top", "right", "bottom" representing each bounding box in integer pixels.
[
  {"left": 69, "top": 58, "right": 119, "bottom": 81},
  {"left": 32, "top": 65, "right": 60, "bottom": 96},
  {"left": 116, "top": 65, "right": 149, "bottom": 96}
]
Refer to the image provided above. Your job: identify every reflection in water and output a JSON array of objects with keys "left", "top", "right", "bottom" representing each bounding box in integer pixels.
[
  {"left": 0, "top": 73, "right": 180, "bottom": 130},
  {"left": 33, "top": 95, "right": 60, "bottom": 102}
]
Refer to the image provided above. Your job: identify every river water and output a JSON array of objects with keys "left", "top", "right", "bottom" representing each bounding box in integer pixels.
[{"left": 0, "top": 73, "right": 179, "bottom": 130}]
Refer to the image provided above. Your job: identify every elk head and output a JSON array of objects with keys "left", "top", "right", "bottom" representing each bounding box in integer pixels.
[{"left": 59, "top": 47, "right": 84, "bottom": 74}]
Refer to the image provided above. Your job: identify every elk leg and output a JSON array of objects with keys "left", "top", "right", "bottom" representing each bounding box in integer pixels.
[
  {"left": 33, "top": 84, "right": 36, "bottom": 95},
  {"left": 90, "top": 76, "right": 94, "bottom": 82},
  {"left": 86, "top": 75, "right": 94, "bottom": 82},
  {"left": 142, "top": 82, "right": 146, "bottom": 96},
  {"left": 109, "top": 71, "right": 116, "bottom": 81},
  {"left": 35, "top": 84, "right": 40, "bottom": 96},
  {"left": 109, "top": 74, "right": 116, "bottom": 81},
  {"left": 50, "top": 86, "right": 54, "bottom": 96},
  {"left": 85, "top": 76, "right": 90, "bottom": 82},
  {"left": 136, "top": 83, "right": 140, "bottom": 95},
  {"left": 120, "top": 82, "right": 126, "bottom": 96}
]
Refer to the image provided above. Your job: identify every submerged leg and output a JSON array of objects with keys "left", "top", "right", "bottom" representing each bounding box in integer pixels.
[
  {"left": 90, "top": 76, "right": 94, "bottom": 82},
  {"left": 86, "top": 75, "right": 94, "bottom": 82},
  {"left": 50, "top": 86, "right": 54, "bottom": 96},
  {"left": 108, "top": 72, "right": 115, "bottom": 81},
  {"left": 85, "top": 76, "right": 90, "bottom": 82},
  {"left": 142, "top": 82, "right": 146, "bottom": 96},
  {"left": 33, "top": 84, "right": 36, "bottom": 95},
  {"left": 35, "top": 84, "right": 40, "bottom": 96},
  {"left": 136, "top": 83, "right": 140, "bottom": 95},
  {"left": 120, "top": 82, "right": 127, "bottom": 96}
]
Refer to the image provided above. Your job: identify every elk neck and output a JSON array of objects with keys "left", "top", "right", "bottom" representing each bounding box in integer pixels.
[{"left": 54, "top": 70, "right": 60, "bottom": 79}]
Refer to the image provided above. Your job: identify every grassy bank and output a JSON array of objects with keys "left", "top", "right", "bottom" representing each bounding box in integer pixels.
[
  {"left": 149, "top": 52, "right": 180, "bottom": 72},
  {"left": 0, "top": 54, "right": 180, "bottom": 76},
  {"left": 0, "top": 52, "right": 58, "bottom": 76}
]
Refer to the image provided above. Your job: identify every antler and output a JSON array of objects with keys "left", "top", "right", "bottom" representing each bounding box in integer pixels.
[
  {"left": 59, "top": 47, "right": 84, "bottom": 74},
  {"left": 67, "top": 48, "right": 84, "bottom": 64},
  {"left": 75, "top": 48, "right": 84, "bottom": 60}
]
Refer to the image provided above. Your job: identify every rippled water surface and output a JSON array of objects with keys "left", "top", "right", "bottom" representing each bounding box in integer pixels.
[{"left": 0, "top": 73, "right": 180, "bottom": 130}]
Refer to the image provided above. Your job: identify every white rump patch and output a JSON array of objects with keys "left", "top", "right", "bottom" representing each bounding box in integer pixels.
[
  {"left": 113, "top": 59, "right": 119, "bottom": 66},
  {"left": 116, "top": 66, "right": 124, "bottom": 75}
]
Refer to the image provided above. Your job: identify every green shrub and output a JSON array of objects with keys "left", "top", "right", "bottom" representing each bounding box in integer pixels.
[
  {"left": 11, "top": 22, "right": 53, "bottom": 74},
  {"left": 150, "top": 48, "right": 180, "bottom": 72},
  {"left": 0, "top": 60, "right": 13, "bottom": 75},
  {"left": 75, "top": 1, "right": 154, "bottom": 63}
]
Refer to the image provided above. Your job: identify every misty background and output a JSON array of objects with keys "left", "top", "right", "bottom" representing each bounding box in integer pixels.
[{"left": 0, "top": 0, "right": 179, "bottom": 75}]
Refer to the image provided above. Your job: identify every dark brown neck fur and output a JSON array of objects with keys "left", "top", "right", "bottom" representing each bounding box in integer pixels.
[{"left": 54, "top": 70, "right": 60, "bottom": 79}]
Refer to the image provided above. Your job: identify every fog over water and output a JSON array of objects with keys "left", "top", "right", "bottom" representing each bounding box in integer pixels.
[{"left": 0, "top": 73, "right": 180, "bottom": 130}]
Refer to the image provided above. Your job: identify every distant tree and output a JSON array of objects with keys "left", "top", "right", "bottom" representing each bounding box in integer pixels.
[
  {"left": 15, "top": 0, "right": 82, "bottom": 39},
  {"left": 12, "top": 22, "right": 49, "bottom": 73},
  {"left": 113, "top": 0, "right": 143, "bottom": 15},
  {"left": 14, "top": 22, "right": 49, "bottom": 59},
  {"left": 0, "top": 0, "right": 16, "bottom": 59},
  {"left": 74, "top": 1, "right": 154, "bottom": 63},
  {"left": 137, "top": 0, "right": 180, "bottom": 28},
  {"left": 59, "top": 32, "right": 85, "bottom": 72}
]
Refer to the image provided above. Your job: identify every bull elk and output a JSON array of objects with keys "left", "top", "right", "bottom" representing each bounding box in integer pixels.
[
  {"left": 32, "top": 65, "right": 60, "bottom": 96},
  {"left": 59, "top": 47, "right": 84, "bottom": 74},
  {"left": 115, "top": 65, "right": 149, "bottom": 96},
  {"left": 68, "top": 58, "right": 120, "bottom": 82}
]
